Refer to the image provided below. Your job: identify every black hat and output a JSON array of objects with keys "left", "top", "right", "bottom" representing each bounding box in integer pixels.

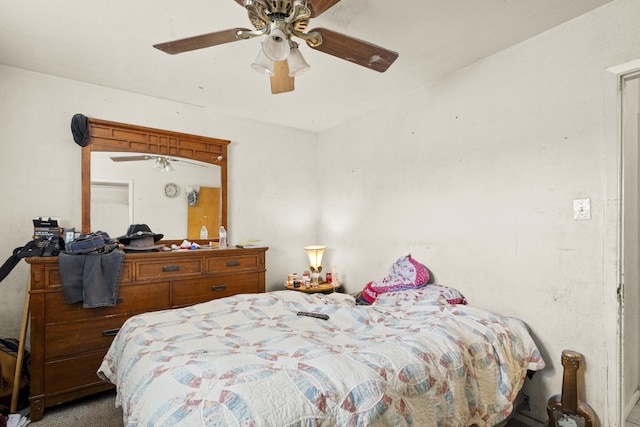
[
  {"left": 71, "top": 113, "right": 90, "bottom": 147},
  {"left": 117, "top": 224, "right": 164, "bottom": 251}
]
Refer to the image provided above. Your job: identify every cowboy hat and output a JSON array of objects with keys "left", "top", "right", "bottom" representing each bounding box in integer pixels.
[{"left": 117, "top": 224, "right": 164, "bottom": 252}]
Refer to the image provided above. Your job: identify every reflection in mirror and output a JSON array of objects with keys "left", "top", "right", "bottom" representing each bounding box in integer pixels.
[
  {"left": 91, "top": 152, "right": 221, "bottom": 240},
  {"left": 91, "top": 178, "right": 134, "bottom": 236},
  {"left": 82, "top": 118, "right": 229, "bottom": 241}
]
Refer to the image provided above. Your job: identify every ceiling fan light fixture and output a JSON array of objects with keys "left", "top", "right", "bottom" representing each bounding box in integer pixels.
[
  {"left": 153, "top": 157, "right": 174, "bottom": 172},
  {"left": 251, "top": 47, "right": 275, "bottom": 76},
  {"left": 262, "top": 28, "right": 290, "bottom": 61},
  {"left": 287, "top": 45, "right": 310, "bottom": 76}
]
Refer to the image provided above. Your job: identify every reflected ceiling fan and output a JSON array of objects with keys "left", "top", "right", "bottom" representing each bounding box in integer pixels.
[
  {"left": 153, "top": 0, "right": 399, "bottom": 94},
  {"left": 110, "top": 155, "right": 218, "bottom": 172}
]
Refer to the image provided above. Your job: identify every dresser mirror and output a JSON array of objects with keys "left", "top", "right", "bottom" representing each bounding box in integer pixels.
[{"left": 82, "top": 118, "right": 229, "bottom": 241}]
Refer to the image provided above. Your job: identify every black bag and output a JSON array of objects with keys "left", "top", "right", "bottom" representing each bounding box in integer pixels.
[
  {"left": 64, "top": 231, "right": 116, "bottom": 255},
  {"left": 0, "top": 236, "right": 64, "bottom": 283}
]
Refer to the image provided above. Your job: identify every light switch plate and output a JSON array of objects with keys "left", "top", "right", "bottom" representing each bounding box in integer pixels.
[{"left": 573, "top": 198, "right": 591, "bottom": 220}]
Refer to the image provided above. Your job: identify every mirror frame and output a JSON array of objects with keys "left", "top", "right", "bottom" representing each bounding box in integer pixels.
[{"left": 82, "top": 118, "right": 229, "bottom": 236}]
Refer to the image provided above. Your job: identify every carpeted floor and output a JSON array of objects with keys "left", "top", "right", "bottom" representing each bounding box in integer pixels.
[
  {"left": 19, "top": 390, "right": 123, "bottom": 427},
  {"left": 17, "top": 391, "right": 535, "bottom": 426}
]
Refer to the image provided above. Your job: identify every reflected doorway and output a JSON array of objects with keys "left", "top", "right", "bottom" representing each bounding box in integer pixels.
[
  {"left": 187, "top": 187, "right": 221, "bottom": 241},
  {"left": 90, "top": 179, "right": 133, "bottom": 238}
]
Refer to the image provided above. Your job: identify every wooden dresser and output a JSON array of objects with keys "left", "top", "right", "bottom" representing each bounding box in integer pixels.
[{"left": 25, "top": 247, "right": 267, "bottom": 422}]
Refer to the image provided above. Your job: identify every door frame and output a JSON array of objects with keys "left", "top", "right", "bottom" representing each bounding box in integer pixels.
[{"left": 605, "top": 59, "right": 640, "bottom": 427}]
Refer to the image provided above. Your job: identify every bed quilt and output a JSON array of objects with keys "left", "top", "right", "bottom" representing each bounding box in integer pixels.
[{"left": 98, "top": 290, "right": 544, "bottom": 427}]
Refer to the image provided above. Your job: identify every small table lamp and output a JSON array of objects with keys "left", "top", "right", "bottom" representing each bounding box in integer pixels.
[{"left": 304, "top": 245, "right": 326, "bottom": 287}]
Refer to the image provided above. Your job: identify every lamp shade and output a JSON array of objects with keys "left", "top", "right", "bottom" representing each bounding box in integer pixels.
[
  {"left": 251, "top": 48, "right": 275, "bottom": 76},
  {"left": 304, "top": 245, "right": 326, "bottom": 270},
  {"left": 287, "top": 46, "right": 310, "bottom": 77},
  {"left": 262, "top": 28, "right": 290, "bottom": 61}
]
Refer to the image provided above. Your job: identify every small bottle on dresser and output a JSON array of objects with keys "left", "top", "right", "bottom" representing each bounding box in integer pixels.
[{"left": 219, "top": 226, "right": 227, "bottom": 249}]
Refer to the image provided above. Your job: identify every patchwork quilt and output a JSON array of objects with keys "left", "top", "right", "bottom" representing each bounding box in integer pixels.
[{"left": 98, "top": 289, "right": 544, "bottom": 427}]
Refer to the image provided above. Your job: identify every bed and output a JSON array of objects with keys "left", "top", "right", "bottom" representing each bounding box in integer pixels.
[{"left": 98, "top": 286, "right": 545, "bottom": 426}]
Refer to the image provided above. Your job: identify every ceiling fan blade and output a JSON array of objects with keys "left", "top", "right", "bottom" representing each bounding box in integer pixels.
[
  {"left": 110, "top": 155, "right": 152, "bottom": 162},
  {"left": 307, "top": 28, "right": 398, "bottom": 72},
  {"left": 153, "top": 28, "right": 250, "bottom": 54},
  {"left": 270, "top": 61, "right": 295, "bottom": 94},
  {"left": 111, "top": 155, "right": 210, "bottom": 168},
  {"left": 307, "top": 0, "right": 342, "bottom": 18},
  {"left": 168, "top": 157, "right": 209, "bottom": 167}
]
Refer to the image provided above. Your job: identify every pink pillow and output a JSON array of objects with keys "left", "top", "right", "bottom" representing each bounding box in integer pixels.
[{"left": 361, "top": 254, "right": 430, "bottom": 304}]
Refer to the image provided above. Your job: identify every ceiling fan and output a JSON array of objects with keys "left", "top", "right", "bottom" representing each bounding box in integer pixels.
[
  {"left": 110, "top": 155, "right": 219, "bottom": 172},
  {"left": 153, "top": 0, "right": 399, "bottom": 94}
]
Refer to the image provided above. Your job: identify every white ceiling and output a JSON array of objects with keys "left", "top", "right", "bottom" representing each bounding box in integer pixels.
[{"left": 0, "top": 0, "right": 614, "bottom": 133}]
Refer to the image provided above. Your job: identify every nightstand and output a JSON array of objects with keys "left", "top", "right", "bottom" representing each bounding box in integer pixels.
[{"left": 285, "top": 282, "right": 341, "bottom": 293}]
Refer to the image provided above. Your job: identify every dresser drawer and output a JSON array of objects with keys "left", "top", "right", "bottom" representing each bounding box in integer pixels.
[
  {"left": 44, "top": 282, "right": 170, "bottom": 324},
  {"left": 136, "top": 258, "right": 202, "bottom": 280},
  {"left": 45, "top": 314, "right": 130, "bottom": 359},
  {"left": 118, "top": 262, "right": 134, "bottom": 284},
  {"left": 171, "top": 273, "right": 262, "bottom": 307},
  {"left": 44, "top": 350, "right": 110, "bottom": 394},
  {"left": 206, "top": 254, "right": 260, "bottom": 274},
  {"left": 42, "top": 261, "right": 134, "bottom": 290}
]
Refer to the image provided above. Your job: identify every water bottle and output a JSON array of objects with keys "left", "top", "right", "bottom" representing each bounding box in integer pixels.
[
  {"left": 219, "top": 226, "right": 227, "bottom": 249},
  {"left": 200, "top": 226, "right": 208, "bottom": 240}
]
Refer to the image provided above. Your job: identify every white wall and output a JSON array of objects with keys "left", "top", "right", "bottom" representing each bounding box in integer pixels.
[
  {"left": 0, "top": 65, "right": 318, "bottom": 340},
  {"left": 317, "top": 0, "right": 640, "bottom": 423}
]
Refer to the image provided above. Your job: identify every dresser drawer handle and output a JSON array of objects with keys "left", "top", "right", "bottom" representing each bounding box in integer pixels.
[
  {"left": 102, "top": 328, "right": 120, "bottom": 337},
  {"left": 162, "top": 265, "right": 180, "bottom": 272},
  {"left": 226, "top": 261, "right": 241, "bottom": 267},
  {"left": 116, "top": 297, "right": 124, "bottom": 304},
  {"left": 211, "top": 285, "right": 227, "bottom": 292}
]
